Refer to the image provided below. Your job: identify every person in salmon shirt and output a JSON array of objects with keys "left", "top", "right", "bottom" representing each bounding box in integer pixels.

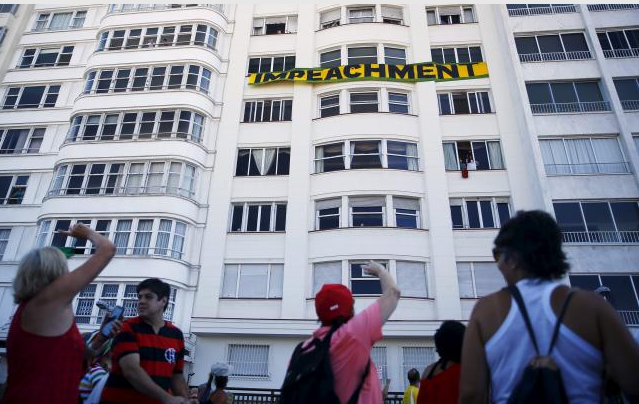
[{"left": 416, "top": 321, "right": 466, "bottom": 404}]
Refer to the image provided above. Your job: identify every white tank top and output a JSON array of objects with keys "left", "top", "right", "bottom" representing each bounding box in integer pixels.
[{"left": 485, "top": 278, "right": 603, "bottom": 404}]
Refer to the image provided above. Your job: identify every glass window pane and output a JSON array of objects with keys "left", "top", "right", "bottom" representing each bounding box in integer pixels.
[
  {"left": 561, "top": 33, "right": 589, "bottom": 52},
  {"left": 553, "top": 202, "right": 586, "bottom": 232},
  {"left": 526, "top": 83, "right": 553, "bottom": 104},
  {"left": 581, "top": 202, "right": 616, "bottom": 232},
  {"left": 575, "top": 82, "right": 603, "bottom": 102},
  {"left": 537, "top": 35, "right": 563, "bottom": 53},
  {"left": 466, "top": 201, "right": 480, "bottom": 228},
  {"left": 550, "top": 83, "right": 578, "bottom": 103},
  {"left": 600, "top": 276, "right": 639, "bottom": 310}
]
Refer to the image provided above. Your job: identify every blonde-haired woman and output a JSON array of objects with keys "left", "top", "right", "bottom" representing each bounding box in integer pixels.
[{"left": 2, "top": 223, "right": 119, "bottom": 404}]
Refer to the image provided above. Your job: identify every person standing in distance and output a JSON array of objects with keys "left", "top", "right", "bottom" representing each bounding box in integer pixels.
[{"left": 100, "top": 278, "right": 195, "bottom": 404}]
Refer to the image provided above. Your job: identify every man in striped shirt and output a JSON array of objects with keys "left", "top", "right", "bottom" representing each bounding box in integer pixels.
[
  {"left": 79, "top": 333, "right": 112, "bottom": 403},
  {"left": 100, "top": 279, "right": 194, "bottom": 404}
]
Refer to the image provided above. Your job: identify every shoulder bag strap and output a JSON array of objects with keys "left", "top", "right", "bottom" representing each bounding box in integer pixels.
[
  {"left": 507, "top": 285, "right": 540, "bottom": 355},
  {"left": 346, "top": 359, "right": 371, "bottom": 404},
  {"left": 547, "top": 290, "right": 574, "bottom": 355}
]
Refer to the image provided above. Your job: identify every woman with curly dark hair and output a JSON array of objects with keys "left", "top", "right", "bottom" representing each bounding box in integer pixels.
[{"left": 459, "top": 210, "right": 639, "bottom": 404}]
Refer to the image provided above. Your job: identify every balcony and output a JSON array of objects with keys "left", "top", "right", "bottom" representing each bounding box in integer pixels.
[
  {"left": 530, "top": 101, "right": 611, "bottom": 114},
  {"left": 621, "top": 100, "right": 639, "bottom": 111},
  {"left": 587, "top": 4, "right": 639, "bottom": 12},
  {"left": 544, "top": 162, "right": 631, "bottom": 175},
  {"left": 618, "top": 310, "right": 639, "bottom": 325},
  {"left": 562, "top": 230, "right": 639, "bottom": 244},
  {"left": 519, "top": 51, "right": 593, "bottom": 63},
  {"left": 603, "top": 48, "right": 639, "bottom": 59},
  {"left": 48, "top": 185, "right": 195, "bottom": 200},
  {"left": 107, "top": 4, "right": 224, "bottom": 15},
  {"left": 508, "top": 4, "right": 577, "bottom": 16}
]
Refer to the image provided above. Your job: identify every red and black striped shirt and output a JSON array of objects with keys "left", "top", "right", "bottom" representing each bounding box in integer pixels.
[{"left": 100, "top": 317, "right": 185, "bottom": 404}]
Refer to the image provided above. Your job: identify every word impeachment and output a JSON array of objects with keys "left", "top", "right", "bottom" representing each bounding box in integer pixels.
[{"left": 248, "top": 62, "right": 488, "bottom": 85}]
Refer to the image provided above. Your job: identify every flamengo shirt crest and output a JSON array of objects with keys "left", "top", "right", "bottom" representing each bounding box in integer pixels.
[{"left": 100, "top": 317, "right": 186, "bottom": 404}]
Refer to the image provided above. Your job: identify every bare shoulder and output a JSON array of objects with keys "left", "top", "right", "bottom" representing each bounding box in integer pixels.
[{"left": 470, "top": 289, "right": 512, "bottom": 343}]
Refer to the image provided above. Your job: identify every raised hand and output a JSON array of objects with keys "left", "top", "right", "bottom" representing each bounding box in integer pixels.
[
  {"left": 56, "top": 222, "right": 95, "bottom": 240},
  {"left": 361, "top": 260, "right": 385, "bottom": 277}
]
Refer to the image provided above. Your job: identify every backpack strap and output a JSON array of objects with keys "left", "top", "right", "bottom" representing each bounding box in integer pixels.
[
  {"left": 507, "top": 285, "right": 540, "bottom": 355},
  {"left": 547, "top": 290, "right": 574, "bottom": 355},
  {"left": 346, "top": 358, "right": 370, "bottom": 404}
]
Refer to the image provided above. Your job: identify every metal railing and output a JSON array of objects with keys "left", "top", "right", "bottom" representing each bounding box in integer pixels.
[
  {"left": 107, "top": 4, "right": 224, "bottom": 14},
  {"left": 60, "top": 245, "right": 186, "bottom": 260},
  {"left": 519, "top": 51, "right": 592, "bottom": 63},
  {"left": 508, "top": 4, "right": 576, "bottom": 16},
  {"left": 603, "top": 48, "right": 639, "bottom": 58},
  {"left": 621, "top": 100, "right": 639, "bottom": 111},
  {"left": 530, "top": 101, "right": 611, "bottom": 114},
  {"left": 544, "top": 162, "right": 631, "bottom": 175},
  {"left": 562, "top": 230, "right": 639, "bottom": 244},
  {"left": 48, "top": 185, "right": 195, "bottom": 199},
  {"left": 66, "top": 131, "right": 203, "bottom": 144},
  {"left": 587, "top": 4, "right": 639, "bottom": 11},
  {"left": 100, "top": 38, "right": 217, "bottom": 52},
  {"left": 618, "top": 310, "right": 639, "bottom": 325},
  {"left": 225, "top": 388, "right": 404, "bottom": 404}
]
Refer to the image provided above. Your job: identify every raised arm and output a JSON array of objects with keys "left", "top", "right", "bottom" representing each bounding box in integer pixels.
[{"left": 362, "top": 260, "right": 401, "bottom": 324}]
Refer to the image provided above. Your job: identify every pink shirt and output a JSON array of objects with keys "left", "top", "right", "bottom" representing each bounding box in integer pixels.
[{"left": 304, "top": 301, "right": 383, "bottom": 404}]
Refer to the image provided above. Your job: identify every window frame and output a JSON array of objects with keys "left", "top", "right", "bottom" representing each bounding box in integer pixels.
[
  {"left": 438, "top": 90, "right": 493, "bottom": 115},
  {"left": 229, "top": 202, "right": 287, "bottom": 232},
  {"left": 18, "top": 45, "right": 74, "bottom": 68},
  {"left": 252, "top": 15, "right": 298, "bottom": 35},
  {"left": 33, "top": 10, "right": 87, "bottom": 31},
  {"left": 247, "top": 55, "right": 296, "bottom": 74},
  {"left": 235, "top": 147, "right": 291, "bottom": 177},
  {"left": 314, "top": 139, "right": 419, "bottom": 173},
  {"left": 0, "top": 174, "right": 29, "bottom": 204},
  {"left": 450, "top": 197, "right": 511, "bottom": 229},
  {"left": 96, "top": 24, "right": 218, "bottom": 52},
  {"left": 242, "top": 99, "right": 293, "bottom": 122},
  {"left": 426, "top": 5, "right": 476, "bottom": 25},
  {"left": 442, "top": 140, "right": 505, "bottom": 171},
  {"left": 221, "top": 264, "right": 284, "bottom": 299},
  {"left": 0, "top": 127, "right": 45, "bottom": 154},
  {"left": 2, "top": 84, "right": 60, "bottom": 109}
]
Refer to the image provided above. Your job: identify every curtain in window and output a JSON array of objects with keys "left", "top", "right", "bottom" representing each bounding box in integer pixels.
[
  {"left": 49, "top": 13, "right": 72, "bottom": 29},
  {"left": 381, "top": 6, "right": 402, "bottom": 20},
  {"left": 426, "top": 10, "right": 437, "bottom": 25},
  {"left": 320, "top": 8, "right": 341, "bottom": 24},
  {"left": 155, "top": 219, "right": 172, "bottom": 255},
  {"left": 539, "top": 139, "right": 570, "bottom": 175},
  {"left": 313, "top": 262, "right": 341, "bottom": 294},
  {"left": 221, "top": 264, "right": 239, "bottom": 297},
  {"left": 456, "top": 262, "right": 474, "bottom": 298},
  {"left": 238, "top": 264, "right": 268, "bottom": 298},
  {"left": 406, "top": 143, "right": 419, "bottom": 171},
  {"left": 473, "top": 262, "right": 505, "bottom": 297},
  {"left": 487, "top": 141, "right": 504, "bottom": 169},
  {"left": 287, "top": 16, "right": 298, "bottom": 32},
  {"left": 316, "top": 198, "right": 341, "bottom": 211},
  {"left": 396, "top": 261, "right": 427, "bottom": 297},
  {"left": 171, "top": 222, "right": 186, "bottom": 259},
  {"left": 443, "top": 143, "right": 458, "bottom": 170},
  {"left": 114, "top": 220, "right": 132, "bottom": 254},
  {"left": 371, "top": 347, "right": 388, "bottom": 382},
  {"left": 262, "top": 149, "right": 276, "bottom": 175},
  {"left": 591, "top": 138, "right": 626, "bottom": 173},
  {"left": 393, "top": 197, "right": 419, "bottom": 210},
  {"left": 349, "top": 196, "right": 385, "bottom": 207},
  {"left": 251, "top": 149, "right": 264, "bottom": 175},
  {"left": 268, "top": 264, "right": 284, "bottom": 298},
  {"left": 133, "top": 220, "right": 153, "bottom": 255},
  {"left": 315, "top": 146, "right": 324, "bottom": 173},
  {"left": 565, "top": 138, "right": 597, "bottom": 174}
]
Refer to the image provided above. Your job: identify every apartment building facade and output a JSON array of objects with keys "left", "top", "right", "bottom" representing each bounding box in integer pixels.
[{"left": 0, "top": 3, "right": 638, "bottom": 391}]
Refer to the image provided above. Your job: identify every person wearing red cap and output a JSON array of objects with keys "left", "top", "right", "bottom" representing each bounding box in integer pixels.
[{"left": 305, "top": 260, "right": 401, "bottom": 404}]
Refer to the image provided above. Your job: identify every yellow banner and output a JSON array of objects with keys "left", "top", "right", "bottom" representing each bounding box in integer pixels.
[{"left": 248, "top": 62, "right": 488, "bottom": 85}]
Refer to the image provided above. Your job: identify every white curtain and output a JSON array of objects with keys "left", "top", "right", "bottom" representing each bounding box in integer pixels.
[
  {"left": 133, "top": 220, "right": 153, "bottom": 255},
  {"left": 316, "top": 198, "right": 341, "bottom": 211},
  {"left": 396, "top": 261, "right": 427, "bottom": 298},
  {"left": 426, "top": 10, "right": 437, "bottom": 25},
  {"left": 222, "top": 264, "right": 239, "bottom": 297},
  {"left": 473, "top": 262, "right": 506, "bottom": 297},
  {"left": 239, "top": 264, "right": 268, "bottom": 298},
  {"left": 443, "top": 143, "right": 458, "bottom": 170},
  {"left": 591, "top": 138, "right": 625, "bottom": 173},
  {"left": 313, "top": 262, "right": 341, "bottom": 295},
  {"left": 406, "top": 143, "right": 419, "bottom": 171},
  {"left": 262, "top": 149, "right": 276, "bottom": 175},
  {"left": 539, "top": 139, "right": 570, "bottom": 175},
  {"left": 125, "top": 163, "right": 144, "bottom": 193},
  {"left": 268, "top": 264, "right": 284, "bottom": 298},
  {"left": 565, "top": 138, "right": 597, "bottom": 174},
  {"left": 154, "top": 219, "right": 172, "bottom": 255},
  {"left": 114, "top": 220, "right": 132, "bottom": 254},
  {"left": 315, "top": 146, "right": 324, "bottom": 173},
  {"left": 393, "top": 197, "right": 419, "bottom": 211},
  {"left": 487, "top": 141, "right": 504, "bottom": 169},
  {"left": 381, "top": 5, "right": 403, "bottom": 20},
  {"left": 251, "top": 149, "right": 264, "bottom": 175},
  {"left": 456, "top": 262, "right": 474, "bottom": 298},
  {"left": 320, "top": 8, "right": 341, "bottom": 24},
  {"left": 171, "top": 222, "right": 186, "bottom": 259},
  {"left": 287, "top": 16, "right": 298, "bottom": 33},
  {"left": 49, "top": 12, "right": 72, "bottom": 29}
]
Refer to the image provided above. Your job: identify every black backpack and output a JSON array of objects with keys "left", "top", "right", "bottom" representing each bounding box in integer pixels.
[
  {"left": 506, "top": 285, "right": 574, "bottom": 404},
  {"left": 280, "top": 325, "right": 370, "bottom": 404}
]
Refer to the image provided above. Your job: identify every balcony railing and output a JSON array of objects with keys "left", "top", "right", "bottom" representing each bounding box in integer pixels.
[
  {"left": 48, "top": 185, "right": 195, "bottom": 199},
  {"left": 545, "top": 162, "right": 631, "bottom": 175},
  {"left": 107, "top": 4, "right": 224, "bottom": 14},
  {"left": 508, "top": 4, "right": 576, "bottom": 16},
  {"left": 519, "top": 51, "right": 593, "bottom": 63},
  {"left": 618, "top": 310, "right": 639, "bottom": 325},
  {"left": 562, "top": 230, "right": 639, "bottom": 244},
  {"left": 530, "top": 101, "right": 611, "bottom": 114},
  {"left": 621, "top": 100, "right": 639, "bottom": 111},
  {"left": 587, "top": 4, "right": 639, "bottom": 11},
  {"left": 603, "top": 48, "right": 639, "bottom": 58},
  {"left": 223, "top": 388, "right": 404, "bottom": 404}
]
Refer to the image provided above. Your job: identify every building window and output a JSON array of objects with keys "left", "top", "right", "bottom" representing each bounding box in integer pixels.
[
  {"left": 438, "top": 91, "right": 492, "bottom": 115},
  {"left": 319, "top": 93, "right": 340, "bottom": 117},
  {"left": 315, "top": 199, "right": 341, "bottom": 230},
  {"left": 235, "top": 148, "right": 290, "bottom": 176},
  {"left": 525, "top": 81, "right": 610, "bottom": 114},
  {"left": 18, "top": 46, "right": 74, "bottom": 68},
  {"left": 49, "top": 161, "right": 197, "bottom": 198},
  {"left": 394, "top": 197, "right": 420, "bottom": 229},
  {"left": 350, "top": 91, "right": 379, "bottom": 113},
  {"left": 396, "top": 261, "right": 428, "bottom": 297},
  {"left": 350, "top": 261, "right": 387, "bottom": 295},
  {"left": 613, "top": 77, "right": 639, "bottom": 111},
  {"left": 0, "top": 127, "right": 44, "bottom": 154},
  {"left": 0, "top": 27, "right": 5, "bottom": 47},
  {"left": 0, "top": 175, "right": 28, "bottom": 204},
  {"left": 0, "top": 4, "right": 18, "bottom": 14},
  {"left": 319, "top": 49, "right": 341, "bottom": 68},
  {"left": 506, "top": 4, "right": 577, "bottom": 16},
  {"left": 554, "top": 200, "right": 639, "bottom": 243},
  {"left": 402, "top": 347, "right": 437, "bottom": 388},
  {"left": 347, "top": 46, "right": 377, "bottom": 65},
  {"left": 74, "top": 284, "right": 97, "bottom": 324},
  {"left": 371, "top": 346, "right": 388, "bottom": 383},
  {"left": 539, "top": 137, "right": 629, "bottom": 175},
  {"left": 450, "top": 198, "right": 511, "bottom": 229},
  {"left": 431, "top": 46, "right": 483, "bottom": 64},
  {"left": 0, "top": 228, "right": 10, "bottom": 260},
  {"left": 33, "top": 10, "right": 86, "bottom": 31},
  {"left": 442, "top": 140, "right": 505, "bottom": 171},
  {"left": 457, "top": 262, "right": 506, "bottom": 298},
  {"left": 384, "top": 47, "right": 406, "bottom": 65},
  {"left": 315, "top": 195, "right": 421, "bottom": 230},
  {"left": 313, "top": 261, "right": 342, "bottom": 294},
  {"left": 83, "top": 64, "right": 211, "bottom": 95},
  {"left": 388, "top": 92, "right": 409, "bottom": 113},
  {"left": 381, "top": 5, "right": 403, "bottom": 24},
  {"left": 597, "top": 29, "right": 639, "bottom": 59},
  {"left": 515, "top": 33, "right": 591, "bottom": 63},
  {"left": 247, "top": 55, "right": 295, "bottom": 74},
  {"left": 242, "top": 99, "right": 293, "bottom": 122},
  {"left": 222, "top": 264, "right": 283, "bottom": 299},
  {"left": 426, "top": 5, "right": 475, "bottom": 25},
  {"left": 230, "top": 202, "right": 287, "bottom": 232},
  {"left": 319, "top": 8, "right": 341, "bottom": 29},
  {"left": 228, "top": 344, "right": 270, "bottom": 378},
  {"left": 37, "top": 218, "right": 188, "bottom": 259},
  {"left": 349, "top": 197, "right": 385, "bottom": 227},
  {"left": 2, "top": 85, "right": 60, "bottom": 109},
  {"left": 569, "top": 274, "right": 639, "bottom": 325},
  {"left": 97, "top": 24, "right": 218, "bottom": 51},
  {"left": 318, "top": 88, "right": 411, "bottom": 117},
  {"left": 314, "top": 139, "right": 418, "bottom": 173},
  {"left": 347, "top": 6, "right": 374, "bottom": 24},
  {"left": 252, "top": 16, "right": 297, "bottom": 35},
  {"left": 67, "top": 109, "right": 204, "bottom": 143}
]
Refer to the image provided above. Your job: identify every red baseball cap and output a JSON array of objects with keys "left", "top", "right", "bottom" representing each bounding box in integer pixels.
[{"left": 315, "top": 284, "right": 354, "bottom": 325}]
